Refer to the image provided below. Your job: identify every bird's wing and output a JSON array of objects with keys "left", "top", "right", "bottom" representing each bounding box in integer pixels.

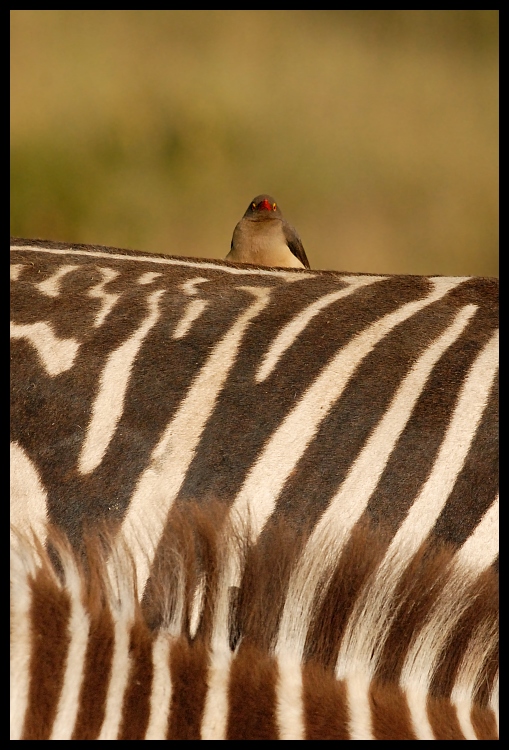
[{"left": 284, "top": 223, "right": 310, "bottom": 269}]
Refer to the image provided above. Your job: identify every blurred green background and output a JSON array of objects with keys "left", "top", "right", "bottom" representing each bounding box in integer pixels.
[{"left": 10, "top": 11, "right": 498, "bottom": 276}]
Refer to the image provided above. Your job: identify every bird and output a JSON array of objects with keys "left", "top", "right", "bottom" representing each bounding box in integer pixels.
[{"left": 225, "top": 194, "right": 310, "bottom": 269}]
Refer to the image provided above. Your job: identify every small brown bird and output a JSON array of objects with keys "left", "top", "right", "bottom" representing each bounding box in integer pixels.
[{"left": 225, "top": 194, "right": 310, "bottom": 269}]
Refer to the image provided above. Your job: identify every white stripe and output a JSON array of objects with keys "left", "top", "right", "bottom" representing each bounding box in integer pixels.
[
  {"left": 10, "top": 321, "right": 79, "bottom": 376},
  {"left": 276, "top": 302, "right": 475, "bottom": 660},
  {"left": 36, "top": 264, "right": 79, "bottom": 296},
  {"left": 200, "top": 647, "right": 232, "bottom": 740},
  {"left": 400, "top": 499, "right": 499, "bottom": 707},
  {"left": 335, "top": 327, "right": 498, "bottom": 685},
  {"left": 97, "top": 617, "right": 131, "bottom": 740},
  {"left": 172, "top": 299, "right": 208, "bottom": 340},
  {"left": 208, "top": 521, "right": 246, "bottom": 654},
  {"left": 10, "top": 542, "right": 35, "bottom": 740},
  {"left": 451, "top": 616, "right": 497, "bottom": 741},
  {"left": 275, "top": 655, "right": 305, "bottom": 740},
  {"left": 11, "top": 244, "right": 316, "bottom": 280},
  {"left": 11, "top": 263, "right": 24, "bottom": 280},
  {"left": 88, "top": 267, "right": 120, "bottom": 327},
  {"left": 490, "top": 673, "right": 499, "bottom": 735},
  {"left": 181, "top": 277, "right": 208, "bottom": 295},
  {"left": 189, "top": 576, "right": 206, "bottom": 640},
  {"left": 116, "top": 286, "right": 271, "bottom": 596},
  {"left": 78, "top": 289, "right": 164, "bottom": 474},
  {"left": 387, "top": 329, "right": 498, "bottom": 563},
  {"left": 405, "top": 689, "right": 435, "bottom": 740},
  {"left": 10, "top": 442, "right": 48, "bottom": 551},
  {"left": 138, "top": 271, "right": 162, "bottom": 285},
  {"left": 231, "top": 277, "right": 468, "bottom": 552},
  {"left": 50, "top": 554, "right": 90, "bottom": 739},
  {"left": 345, "top": 674, "right": 374, "bottom": 740},
  {"left": 99, "top": 545, "right": 136, "bottom": 740},
  {"left": 173, "top": 278, "right": 210, "bottom": 338},
  {"left": 256, "top": 275, "right": 384, "bottom": 381},
  {"left": 454, "top": 701, "right": 477, "bottom": 739},
  {"left": 145, "top": 633, "right": 172, "bottom": 739},
  {"left": 454, "top": 495, "right": 499, "bottom": 573}
]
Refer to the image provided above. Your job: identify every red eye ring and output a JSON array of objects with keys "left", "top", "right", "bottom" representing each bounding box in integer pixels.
[{"left": 273, "top": 203, "right": 277, "bottom": 211}]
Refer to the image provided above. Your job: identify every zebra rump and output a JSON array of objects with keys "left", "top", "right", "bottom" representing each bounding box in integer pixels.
[{"left": 11, "top": 505, "right": 498, "bottom": 740}]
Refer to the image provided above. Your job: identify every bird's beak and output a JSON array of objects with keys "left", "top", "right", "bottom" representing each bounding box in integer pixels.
[{"left": 257, "top": 199, "right": 273, "bottom": 211}]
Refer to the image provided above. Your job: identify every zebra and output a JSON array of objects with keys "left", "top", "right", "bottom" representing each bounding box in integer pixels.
[
  {"left": 11, "top": 503, "right": 498, "bottom": 740},
  {"left": 10, "top": 237, "right": 498, "bottom": 739}
]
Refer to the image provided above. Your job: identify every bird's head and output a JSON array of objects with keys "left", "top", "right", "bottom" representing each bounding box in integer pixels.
[{"left": 244, "top": 195, "right": 283, "bottom": 220}]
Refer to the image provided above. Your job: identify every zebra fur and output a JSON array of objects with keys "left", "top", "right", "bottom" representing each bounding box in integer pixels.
[
  {"left": 10, "top": 238, "right": 498, "bottom": 739},
  {"left": 11, "top": 506, "right": 498, "bottom": 740}
]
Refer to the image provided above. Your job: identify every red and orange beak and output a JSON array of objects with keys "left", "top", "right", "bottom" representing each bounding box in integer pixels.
[{"left": 255, "top": 199, "right": 276, "bottom": 211}]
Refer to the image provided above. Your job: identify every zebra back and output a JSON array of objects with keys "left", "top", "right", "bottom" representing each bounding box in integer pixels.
[{"left": 10, "top": 238, "right": 498, "bottom": 739}]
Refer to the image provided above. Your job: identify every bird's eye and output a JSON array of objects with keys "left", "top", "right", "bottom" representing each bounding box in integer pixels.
[
  {"left": 252, "top": 203, "right": 256, "bottom": 209},
  {"left": 272, "top": 203, "right": 277, "bottom": 210}
]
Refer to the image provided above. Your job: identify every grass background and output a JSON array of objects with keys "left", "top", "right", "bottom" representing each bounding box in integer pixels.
[{"left": 10, "top": 11, "right": 498, "bottom": 276}]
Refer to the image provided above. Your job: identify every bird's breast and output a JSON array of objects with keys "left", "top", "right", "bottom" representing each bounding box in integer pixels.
[{"left": 228, "top": 220, "right": 305, "bottom": 269}]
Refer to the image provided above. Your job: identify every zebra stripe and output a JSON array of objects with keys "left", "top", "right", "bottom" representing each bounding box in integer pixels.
[
  {"left": 10, "top": 237, "right": 498, "bottom": 739},
  {"left": 10, "top": 508, "right": 498, "bottom": 740}
]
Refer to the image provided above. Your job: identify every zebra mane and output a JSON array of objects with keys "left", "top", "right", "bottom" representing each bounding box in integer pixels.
[{"left": 11, "top": 505, "right": 498, "bottom": 740}]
